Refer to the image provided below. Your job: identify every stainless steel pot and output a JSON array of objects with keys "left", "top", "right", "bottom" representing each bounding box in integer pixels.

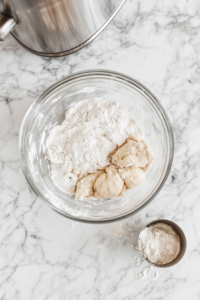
[{"left": 0, "top": 0, "right": 126, "bottom": 57}]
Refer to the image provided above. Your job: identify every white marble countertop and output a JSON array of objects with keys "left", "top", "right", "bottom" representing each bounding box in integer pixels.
[{"left": 0, "top": 0, "right": 200, "bottom": 299}]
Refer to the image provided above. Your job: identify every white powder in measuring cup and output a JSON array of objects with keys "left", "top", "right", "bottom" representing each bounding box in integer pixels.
[{"left": 139, "top": 223, "right": 181, "bottom": 265}]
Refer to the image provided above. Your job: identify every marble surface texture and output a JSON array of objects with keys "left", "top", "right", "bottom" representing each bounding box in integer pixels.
[{"left": 0, "top": 0, "right": 200, "bottom": 299}]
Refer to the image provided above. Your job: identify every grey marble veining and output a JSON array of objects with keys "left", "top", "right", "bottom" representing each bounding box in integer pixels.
[{"left": 0, "top": 0, "right": 200, "bottom": 299}]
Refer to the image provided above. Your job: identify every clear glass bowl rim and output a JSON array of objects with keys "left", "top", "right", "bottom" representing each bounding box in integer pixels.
[{"left": 19, "top": 69, "right": 174, "bottom": 223}]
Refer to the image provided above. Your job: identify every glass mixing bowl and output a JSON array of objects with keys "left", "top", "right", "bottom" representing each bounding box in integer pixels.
[{"left": 19, "top": 70, "right": 174, "bottom": 223}]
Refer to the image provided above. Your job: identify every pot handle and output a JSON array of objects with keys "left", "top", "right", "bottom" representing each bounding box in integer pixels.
[{"left": 0, "top": 14, "right": 16, "bottom": 41}]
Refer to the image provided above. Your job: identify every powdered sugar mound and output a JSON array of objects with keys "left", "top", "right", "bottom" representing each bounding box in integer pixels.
[{"left": 46, "top": 98, "right": 143, "bottom": 194}]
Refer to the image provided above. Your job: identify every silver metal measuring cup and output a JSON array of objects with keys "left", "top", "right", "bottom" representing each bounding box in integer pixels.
[{"left": 137, "top": 219, "right": 187, "bottom": 268}]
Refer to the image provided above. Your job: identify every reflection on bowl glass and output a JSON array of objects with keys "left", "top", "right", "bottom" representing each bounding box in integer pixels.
[{"left": 19, "top": 70, "right": 174, "bottom": 223}]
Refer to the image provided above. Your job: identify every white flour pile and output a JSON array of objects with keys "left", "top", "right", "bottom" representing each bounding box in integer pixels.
[
  {"left": 139, "top": 223, "right": 181, "bottom": 265},
  {"left": 135, "top": 265, "right": 159, "bottom": 280},
  {"left": 46, "top": 98, "right": 143, "bottom": 195}
]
